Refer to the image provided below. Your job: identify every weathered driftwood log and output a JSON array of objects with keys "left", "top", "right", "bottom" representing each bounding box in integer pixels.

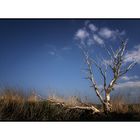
[
  {"left": 47, "top": 99, "right": 100, "bottom": 113},
  {"left": 68, "top": 106, "right": 100, "bottom": 113}
]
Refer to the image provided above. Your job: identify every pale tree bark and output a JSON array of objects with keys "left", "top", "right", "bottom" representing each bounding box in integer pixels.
[{"left": 80, "top": 40, "right": 137, "bottom": 114}]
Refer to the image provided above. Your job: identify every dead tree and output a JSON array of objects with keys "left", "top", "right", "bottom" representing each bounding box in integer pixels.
[{"left": 79, "top": 40, "right": 136, "bottom": 113}]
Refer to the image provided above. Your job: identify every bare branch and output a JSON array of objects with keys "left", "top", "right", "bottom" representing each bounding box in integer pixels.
[
  {"left": 109, "top": 45, "right": 116, "bottom": 57},
  {"left": 90, "top": 58, "right": 107, "bottom": 92},
  {"left": 103, "top": 45, "right": 113, "bottom": 60},
  {"left": 80, "top": 48, "right": 105, "bottom": 104},
  {"left": 119, "top": 61, "right": 137, "bottom": 77},
  {"left": 120, "top": 40, "right": 127, "bottom": 57}
]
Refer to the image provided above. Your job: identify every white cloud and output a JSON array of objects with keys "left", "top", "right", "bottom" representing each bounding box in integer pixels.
[
  {"left": 93, "top": 34, "right": 104, "bottom": 45},
  {"left": 121, "top": 75, "right": 139, "bottom": 81},
  {"left": 75, "top": 23, "right": 126, "bottom": 47},
  {"left": 113, "top": 81, "right": 140, "bottom": 103},
  {"left": 75, "top": 29, "right": 89, "bottom": 40},
  {"left": 124, "top": 44, "right": 140, "bottom": 64},
  {"left": 115, "top": 81, "right": 140, "bottom": 89},
  {"left": 99, "top": 27, "right": 115, "bottom": 39},
  {"left": 88, "top": 24, "right": 98, "bottom": 32},
  {"left": 99, "top": 27, "right": 125, "bottom": 39}
]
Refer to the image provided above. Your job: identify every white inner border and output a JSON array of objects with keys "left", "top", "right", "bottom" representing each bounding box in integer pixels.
[{"left": 0, "top": 0, "right": 139, "bottom": 18}]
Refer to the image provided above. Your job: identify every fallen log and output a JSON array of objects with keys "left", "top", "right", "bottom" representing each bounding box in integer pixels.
[
  {"left": 47, "top": 99, "right": 100, "bottom": 113},
  {"left": 68, "top": 106, "right": 100, "bottom": 113}
]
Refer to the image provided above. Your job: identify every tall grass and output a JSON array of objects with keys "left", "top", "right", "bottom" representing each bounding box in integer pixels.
[
  {"left": 0, "top": 88, "right": 88, "bottom": 120},
  {"left": 111, "top": 94, "right": 140, "bottom": 113},
  {"left": 0, "top": 88, "right": 140, "bottom": 120}
]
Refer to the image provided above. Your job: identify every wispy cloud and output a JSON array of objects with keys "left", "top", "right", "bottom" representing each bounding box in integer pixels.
[
  {"left": 115, "top": 81, "right": 140, "bottom": 89},
  {"left": 121, "top": 75, "right": 139, "bottom": 81},
  {"left": 88, "top": 24, "right": 98, "bottom": 32},
  {"left": 99, "top": 27, "right": 115, "bottom": 39},
  {"left": 48, "top": 51, "right": 55, "bottom": 56},
  {"left": 93, "top": 34, "right": 104, "bottom": 45},
  {"left": 75, "top": 28, "right": 89, "bottom": 41},
  {"left": 124, "top": 44, "right": 140, "bottom": 64},
  {"left": 99, "top": 28, "right": 125, "bottom": 39},
  {"left": 113, "top": 80, "right": 140, "bottom": 103},
  {"left": 45, "top": 44, "right": 57, "bottom": 56}
]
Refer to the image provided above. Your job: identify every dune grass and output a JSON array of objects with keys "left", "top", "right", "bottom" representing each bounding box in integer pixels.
[{"left": 0, "top": 88, "right": 140, "bottom": 121}]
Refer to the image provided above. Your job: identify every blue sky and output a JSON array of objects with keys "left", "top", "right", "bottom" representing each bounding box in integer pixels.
[{"left": 0, "top": 19, "right": 140, "bottom": 102}]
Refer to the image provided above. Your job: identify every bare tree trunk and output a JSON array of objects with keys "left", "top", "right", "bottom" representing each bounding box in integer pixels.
[{"left": 103, "top": 92, "right": 112, "bottom": 114}]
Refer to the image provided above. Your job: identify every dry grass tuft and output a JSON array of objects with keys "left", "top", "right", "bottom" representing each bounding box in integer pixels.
[
  {"left": 0, "top": 88, "right": 25, "bottom": 103},
  {"left": 47, "top": 95, "right": 84, "bottom": 106},
  {"left": 111, "top": 94, "right": 128, "bottom": 113}
]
